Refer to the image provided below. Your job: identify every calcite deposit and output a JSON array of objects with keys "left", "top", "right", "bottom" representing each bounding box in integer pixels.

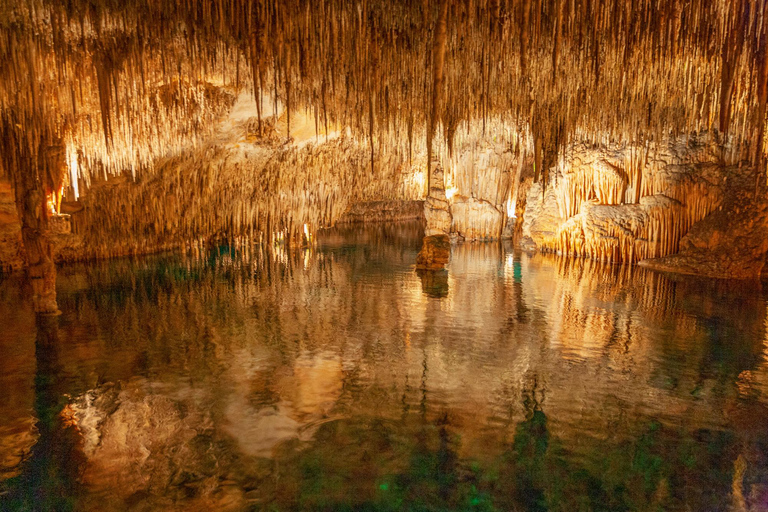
[
  {"left": 1, "top": 0, "right": 768, "bottom": 292},
  {"left": 517, "top": 134, "right": 768, "bottom": 277}
]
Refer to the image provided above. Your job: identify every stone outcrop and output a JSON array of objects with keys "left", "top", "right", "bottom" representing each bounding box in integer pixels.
[
  {"left": 417, "top": 166, "right": 452, "bottom": 269},
  {"left": 521, "top": 135, "right": 729, "bottom": 265},
  {"left": 640, "top": 169, "right": 768, "bottom": 279}
]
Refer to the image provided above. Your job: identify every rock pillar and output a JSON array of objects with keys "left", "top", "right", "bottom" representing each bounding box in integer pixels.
[
  {"left": 416, "top": 165, "right": 452, "bottom": 270},
  {"left": 3, "top": 131, "right": 63, "bottom": 315},
  {"left": 12, "top": 165, "right": 59, "bottom": 314}
]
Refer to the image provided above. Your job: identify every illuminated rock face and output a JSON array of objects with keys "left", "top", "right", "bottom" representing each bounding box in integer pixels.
[
  {"left": 517, "top": 135, "right": 760, "bottom": 274},
  {"left": 0, "top": 0, "right": 767, "bottom": 284},
  {"left": 0, "top": 123, "right": 765, "bottom": 280},
  {"left": 336, "top": 201, "right": 424, "bottom": 225},
  {"left": 450, "top": 198, "right": 504, "bottom": 241}
]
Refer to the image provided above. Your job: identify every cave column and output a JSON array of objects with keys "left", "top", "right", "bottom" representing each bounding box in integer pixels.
[
  {"left": 416, "top": 164, "right": 452, "bottom": 270},
  {"left": 416, "top": 0, "right": 451, "bottom": 271},
  {"left": 13, "top": 170, "right": 58, "bottom": 314},
  {"left": 9, "top": 148, "right": 60, "bottom": 315}
]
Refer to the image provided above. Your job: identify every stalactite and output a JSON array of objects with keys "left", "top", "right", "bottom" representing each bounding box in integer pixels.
[
  {"left": 249, "top": 14, "right": 266, "bottom": 134},
  {"left": 540, "top": 137, "right": 725, "bottom": 264},
  {"left": 427, "top": 0, "right": 448, "bottom": 190},
  {"left": 0, "top": 0, "right": 767, "bottom": 254},
  {"left": 754, "top": 0, "right": 768, "bottom": 188}
]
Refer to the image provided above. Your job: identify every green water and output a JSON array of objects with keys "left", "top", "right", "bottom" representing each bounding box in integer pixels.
[{"left": 1, "top": 221, "right": 768, "bottom": 511}]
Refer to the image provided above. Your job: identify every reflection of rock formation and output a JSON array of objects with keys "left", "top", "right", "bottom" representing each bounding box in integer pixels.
[
  {"left": 2, "top": 315, "right": 84, "bottom": 509},
  {"left": 416, "top": 268, "right": 449, "bottom": 298},
  {"left": 2, "top": 227, "right": 767, "bottom": 510},
  {"left": 71, "top": 379, "right": 247, "bottom": 511},
  {"left": 415, "top": 235, "right": 451, "bottom": 271},
  {"left": 0, "top": 281, "right": 36, "bottom": 483}
]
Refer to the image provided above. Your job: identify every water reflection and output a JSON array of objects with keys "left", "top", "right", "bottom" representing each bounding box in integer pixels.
[
  {"left": 1, "top": 221, "right": 768, "bottom": 511},
  {"left": 416, "top": 268, "right": 449, "bottom": 298}
]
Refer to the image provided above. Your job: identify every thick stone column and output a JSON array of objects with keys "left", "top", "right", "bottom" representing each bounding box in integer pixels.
[
  {"left": 416, "top": 165, "right": 452, "bottom": 270},
  {"left": 1, "top": 113, "right": 63, "bottom": 314},
  {"left": 13, "top": 170, "right": 59, "bottom": 314},
  {"left": 4, "top": 134, "right": 63, "bottom": 315}
]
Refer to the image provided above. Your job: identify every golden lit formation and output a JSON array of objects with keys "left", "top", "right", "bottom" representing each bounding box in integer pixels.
[{"left": 1, "top": 5, "right": 768, "bottom": 508}]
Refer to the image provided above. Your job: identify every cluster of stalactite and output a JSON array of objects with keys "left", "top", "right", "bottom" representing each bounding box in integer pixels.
[
  {"left": 526, "top": 136, "right": 726, "bottom": 264},
  {"left": 1, "top": 0, "right": 767, "bottom": 197},
  {"left": 68, "top": 134, "right": 424, "bottom": 260}
]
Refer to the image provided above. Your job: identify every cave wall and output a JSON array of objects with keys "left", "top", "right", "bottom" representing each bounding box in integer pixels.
[
  {"left": 518, "top": 134, "right": 767, "bottom": 278},
  {"left": 0, "top": 93, "right": 430, "bottom": 270},
  {"left": 1, "top": 101, "right": 766, "bottom": 281},
  {"left": 0, "top": 102, "right": 528, "bottom": 271}
]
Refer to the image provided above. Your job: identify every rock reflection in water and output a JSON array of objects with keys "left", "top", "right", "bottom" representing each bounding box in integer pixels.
[
  {"left": 416, "top": 269, "right": 449, "bottom": 298},
  {"left": 1, "top": 222, "right": 768, "bottom": 511}
]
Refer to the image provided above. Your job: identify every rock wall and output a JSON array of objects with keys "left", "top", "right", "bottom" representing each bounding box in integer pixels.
[
  {"left": 639, "top": 164, "right": 768, "bottom": 279},
  {"left": 0, "top": 94, "right": 429, "bottom": 271},
  {"left": 446, "top": 136, "right": 517, "bottom": 241},
  {"left": 517, "top": 134, "right": 768, "bottom": 277},
  {"left": 4, "top": 109, "right": 767, "bottom": 280}
]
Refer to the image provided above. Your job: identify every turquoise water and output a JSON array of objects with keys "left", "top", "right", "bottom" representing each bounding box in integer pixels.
[{"left": 1, "top": 221, "right": 768, "bottom": 511}]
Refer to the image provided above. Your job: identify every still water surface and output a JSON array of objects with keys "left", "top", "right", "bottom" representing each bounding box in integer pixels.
[{"left": 1, "top": 222, "right": 768, "bottom": 511}]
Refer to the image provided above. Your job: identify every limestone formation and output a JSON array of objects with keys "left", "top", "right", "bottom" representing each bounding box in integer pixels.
[
  {"left": 0, "top": 0, "right": 768, "bottom": 283},
  {"left": 0, "top": 182, "right": 23, "bottom": 273},
  {"left": 337, "top": 201, "right": 424, "bottom": 225},
  {"left": 521, "top": 136, "right": 731, "bottom": 267},
  {"left": 424, "top": 166, "right": 452, "bottom": 237},
  {"left": 640, "top": 168, "right": 768, "bottom": 279},
  {"left": 450, "top": 198, "right": 504, "bottom": 241}
]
